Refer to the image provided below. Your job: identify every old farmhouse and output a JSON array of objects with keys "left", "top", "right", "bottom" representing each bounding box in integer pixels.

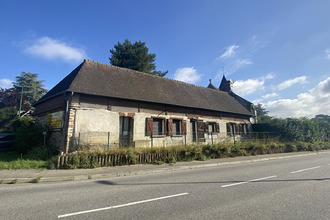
[{"left": 33, "top": 59, "right": 254, "bottom": 154}]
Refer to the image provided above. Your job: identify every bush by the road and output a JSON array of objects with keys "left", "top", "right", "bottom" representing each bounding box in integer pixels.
[
  {"left": 61, "top": 140, "right": 330, "bottom": 169},
  {"left": 10, "top": 116, "right": 44, "bottom": 154}
]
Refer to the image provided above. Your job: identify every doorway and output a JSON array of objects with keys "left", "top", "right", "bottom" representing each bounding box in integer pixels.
[
  {"left": 119, "top": 116, "right": 133, "bottom": 147},
  {"left": 190, "top": 120, "right": 197, "bottom": 142}
]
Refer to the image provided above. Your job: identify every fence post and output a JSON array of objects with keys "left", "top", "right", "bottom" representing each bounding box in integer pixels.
[
  {"left": 107, "top": 132, "right": 110, "bottom": 151},
  {"left": 43, "top": 131, "right": 47, "bottom": 147},
  {"left": 211, "top": 132, "right": 213, "bottom": 145},
  {"left": 151, "top": 133, "right": 153, "bottom": 148},
  {"left": 184, "top": 133, "right": 187, "bottom": 147},
  {"left": 57, "top": 156, "right": 60, "bottom": 169},
  {"left": 233, "top": 130, "right": 236, "bottom": 145}
]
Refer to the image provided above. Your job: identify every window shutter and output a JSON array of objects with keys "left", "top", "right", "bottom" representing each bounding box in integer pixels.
[
  {"left": 226, "top": 123, "right": 231, "bottom": 134},
  {"left": 182, "top": 120, "right": 187, "bottom": 135},
  {"left": 234, "top": 124, "right": 239, "bottom": 135},
  {"left": 204, "top": 122, "right": 209, "bottom": 133},
  {"left": 197, "top": 120, "right": 205, "bottom": 139},
  {"left": 167, "top": 119, "right": 173, "bottom": 136},
  {"left": 146, "top": 118, "right": 153, "bottom": 136},
  {"left": 216, "top": 123, "right": 220, "bottom": 133},
  {"left": 197, "top": 120, "right": 204, "bottom": 132},
  {"left": 164, "top": 119, "right": 167, "bottom": 135}
]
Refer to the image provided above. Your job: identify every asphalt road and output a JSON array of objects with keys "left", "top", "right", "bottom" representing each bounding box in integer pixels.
[{"left": 1, "top": 153, "right": 330, "bottom": 219}]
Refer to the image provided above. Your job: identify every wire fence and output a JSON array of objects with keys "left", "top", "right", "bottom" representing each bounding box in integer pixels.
[{"left": 69, "top": 131, "right": 280, "bottom": 151}]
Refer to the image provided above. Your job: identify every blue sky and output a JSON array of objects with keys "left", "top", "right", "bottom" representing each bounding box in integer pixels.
[{"left": 1, "top": 0, "right": 330, "bottom": 118}]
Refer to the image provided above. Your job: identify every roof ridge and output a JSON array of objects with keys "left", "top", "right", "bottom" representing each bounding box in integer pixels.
[{"left": 83, "top": 59, "right": 226, "bottom": 94}]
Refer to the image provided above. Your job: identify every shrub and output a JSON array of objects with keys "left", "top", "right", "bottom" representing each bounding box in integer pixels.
[
  {"left": 27, "top": 145, "right": 56, "bottom": 160},
  {"left": 11, "top": 117, "right": 44, "bottom": 154},
  {"left": 165, "top": 156, "right": 176, "bottom": 164}
]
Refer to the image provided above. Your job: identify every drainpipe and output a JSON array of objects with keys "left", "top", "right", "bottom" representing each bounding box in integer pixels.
[{"left": 63, "top": 92, "right": 74, "bottom": 154}]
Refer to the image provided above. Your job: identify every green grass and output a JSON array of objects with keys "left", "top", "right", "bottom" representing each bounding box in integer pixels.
[{"left": 0, "top": 151, "right": 48, "bottom": 169}]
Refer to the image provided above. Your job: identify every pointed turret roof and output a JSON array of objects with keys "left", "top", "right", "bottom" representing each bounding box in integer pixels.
[
  {"left": 207, "top": 79, "right": 218, "bottom": 90},
  {"left": 219, "top": 75, "right": 231, "bottom": 92}
]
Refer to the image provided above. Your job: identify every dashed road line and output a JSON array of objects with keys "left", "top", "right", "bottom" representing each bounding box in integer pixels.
[
  {"left": 222, "top": 175, "right": 277, "bottom": 188},
  {"left": 221, "top": 181, "right": 247, "bottom": 188},
  {"left": 58, "top": 192, "right": 189, "bottom": 218},
  {"left": 290, "top": 166, "right": 321, "bottom": 174},
  {"left": 249, "top": 175, "right": 277, "bottom": 182}
]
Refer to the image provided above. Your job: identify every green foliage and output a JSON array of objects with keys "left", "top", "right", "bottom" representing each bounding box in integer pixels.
[
  {"left": 109, "top": 39, "right": 168, "bottom": 77},
  {"left": 64, "top": 154, "right": 100, "bottom": 169},
  {"left": 10, "top": 116, "right": 44, "bottom": 153},
  {"left": 253, "top": 117, "right": 330, "bottom": 142},
  {"left": 31, "top": 176, "right": 42, "bottom": 183},
  {"left": 10, "top": 116, "right": 34, "bottom": 132},
  {"left": 27, "top": 145, "right": 56, "bottom": 160},
  {"left": 0, "top": 151, "right": 48, "bottom": 169},
  {"left": 0, "top": 107, "right": 17, "bottom": 123},
  {"left": 13, "top": 72, "right": 47, "bottom": 105},
  {"left": 0, "top": 87, "right": 31, "bottom": 110},
  {"left": 255, "top": 103, "right": 272, "bottom": 122}
]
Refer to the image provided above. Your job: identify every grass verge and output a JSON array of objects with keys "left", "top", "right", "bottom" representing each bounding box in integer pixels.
[{"left": 0, "top": 151, "right": 48, "bottom": 169}]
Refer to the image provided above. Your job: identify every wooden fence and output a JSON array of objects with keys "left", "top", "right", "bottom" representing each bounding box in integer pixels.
[{"left": 56, "top": 152, "right": 178, "bottom": 169}]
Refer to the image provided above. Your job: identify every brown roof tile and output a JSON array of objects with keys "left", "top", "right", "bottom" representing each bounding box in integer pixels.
[{"left": 36, "top": 59, "right": 253, "bottom": 116}]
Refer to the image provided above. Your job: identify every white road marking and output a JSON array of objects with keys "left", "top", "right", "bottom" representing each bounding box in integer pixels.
[
  {"left": 222, "top": 175, "right": 277, "bottom": 188},
  {"left": 221, "top": 181, "right": 247, "bottom": 188},
  {"left": 291, "top": 166, "right": 321, "bottom": 174},
  {"left": 249, "top": 175, "right": 277, "bottom": 182},
  {"left": 58, "top": 192, "right": 189, "bottom": 218}
]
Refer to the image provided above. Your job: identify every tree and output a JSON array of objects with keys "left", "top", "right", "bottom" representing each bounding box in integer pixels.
[
  {"left": 0, "top": 87, "right": 29, "bottom": 110},
  {"left": 13, "top": 72, "right": 47, "bottom": 105},
  {"left": 0, "top": 87, "right": 31, "bottom": 123},
  {"left": 0, "top": 107, "right": 17, "bottom": 123},
  {"left": 313, "top": 114, "right": 330, "bottom": 123},
  {"left": 109, "top": 39, "right": 168, "bottom": 77},
  {"left": 255, "top": 103, "right": 271, "bottom": 122}
]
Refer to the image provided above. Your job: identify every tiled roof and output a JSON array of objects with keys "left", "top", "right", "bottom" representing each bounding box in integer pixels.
[{"left": 36, "top": 59, "right": 253, "bottom": 116}]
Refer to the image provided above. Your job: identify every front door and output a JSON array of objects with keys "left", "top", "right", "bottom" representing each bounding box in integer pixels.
[{"left": 119, "top": 116, "right": 133, "bottom": 147}]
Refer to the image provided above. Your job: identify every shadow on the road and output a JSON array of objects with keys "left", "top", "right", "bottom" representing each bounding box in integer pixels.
[
  {"left": 95, "top": 178, "right": 330, "bottom": 186},
  {"left": 96, "top": 180, "right": 118, "bottom": 185}
]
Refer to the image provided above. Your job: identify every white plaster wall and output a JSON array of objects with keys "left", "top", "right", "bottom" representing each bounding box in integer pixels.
[
  {"left": 75, "top": 108, "right": 119, "bottom": 147},
  {"left": 73, "top": 108, "right": 249, "bottom": 148}
]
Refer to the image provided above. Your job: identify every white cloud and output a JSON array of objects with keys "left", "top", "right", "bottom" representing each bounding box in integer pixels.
[
  {"left": 264, "top": 77, "right": 330, "bottom": 118},
  {"left": 24, "top": 37, "right": 86, "bottom": 63},
  {"left": 174, "top": 67, "right": 202, "bottom": 84},
  {"left": 232, "top": 79, "right": 264, "bottom": 96},
  {"left": 277, "top": 76, "right": 308, "bottom": 91},
  {"left": 326, "top": 49, "right": 330, "bottom": 60},
  {"left": 232, "top": 74, "right": 274, "bottom": 96},
  {"left": 0, "top": 78, "right": 13, "bottom": 89},
  {"left": 261, "top": 73, "right": 275, "bottom": 80},
  {"left": 219, "top": 45, "right": 239, "bottom": 59},
  {"left": 216, "top": 44, "right": 253, "bottom": 77},
  {"left": 232, "top": 59, "right": 252, "bottom": 71},
  {"left": 262, "top": 93, "right": 279, "bottom": 99}
]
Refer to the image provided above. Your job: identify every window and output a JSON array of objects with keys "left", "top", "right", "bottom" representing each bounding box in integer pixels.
[
  {"left": 208, "top": 122, "right": 219, "bottom": 133},
  {"left": 173, "top": 119, "right": 181, "bottom": 135},
  {"left": 146, "top": 118, "right": 186, "bottom": 136},
  {"left": 239, "top": 123, "right": 248, "bottom": 135},
  {"left": 167, "top": 119, "right": 186, "bottom": 136},
  {"left": 146, "top": 118, "right": 165, "bottom": 136},
  {"left": 153, "top": 118, "right": 165, "bottom": 135},
  {"left": 226, "top": 123, "right": 238, "bottom": 136}
]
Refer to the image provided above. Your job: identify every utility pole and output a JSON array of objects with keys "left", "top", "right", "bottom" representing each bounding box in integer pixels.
[{"left": 18, "top": 87, "right": 23, "bottom": 117}]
